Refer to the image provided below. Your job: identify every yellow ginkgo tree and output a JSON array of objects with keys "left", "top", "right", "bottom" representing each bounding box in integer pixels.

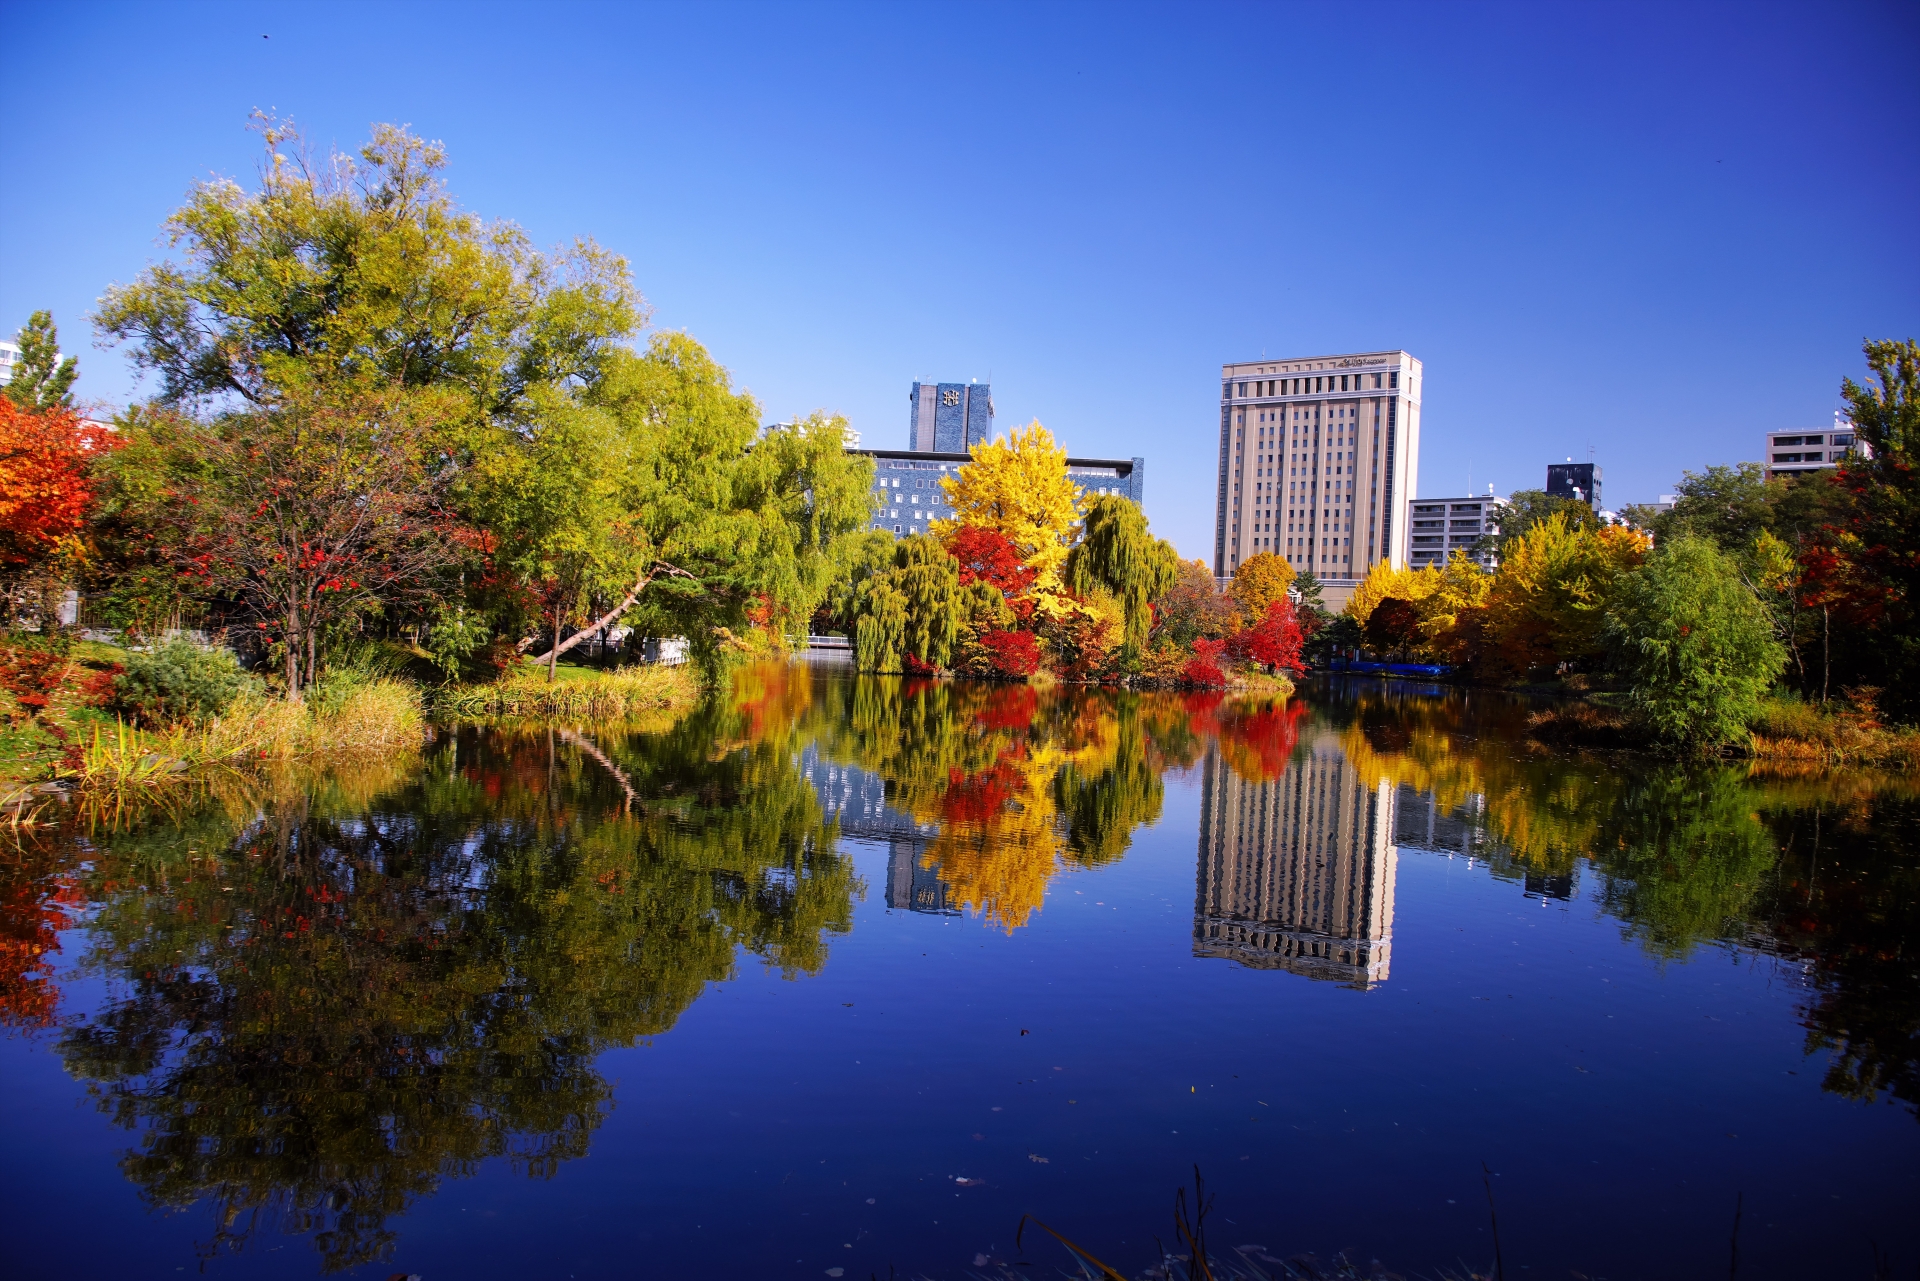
[{"left": 934, "top": 420, "right": 1082, "bottom": 614}]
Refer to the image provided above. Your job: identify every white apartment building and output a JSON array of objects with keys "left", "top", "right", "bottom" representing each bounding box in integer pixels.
[
  {"left": 1763, "top": 412, "right": 1868, "bottom": 481},
  {"left": 1215, "top": 350, "right": 1421, "bottom": 608},
  {"left": 1408, "top": 493, "right": 1506, "bottom": 569}
]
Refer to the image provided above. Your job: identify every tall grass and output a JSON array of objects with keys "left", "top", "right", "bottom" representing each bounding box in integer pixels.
[
  {"left": 1748, "top": 694, "right": 1920, "bottom": 768},
  {"left": 73, "top": 678, "right": 424, "bottom": 788},
  {"left": 435, "top": 664, "right": 700, "bottom": 720}
]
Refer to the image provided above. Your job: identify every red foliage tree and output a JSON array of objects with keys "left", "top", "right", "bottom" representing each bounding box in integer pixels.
[
  {"left": 979, "top": 628, "right": 1040, "bottom": 678},
  {"left": 0, "top": 400, "right": 116, "bottom": 569},
  {"left": 1239, "top": 598, "right": 1306, "bottom": 673},
  {"left": 945, "top": 525, "right": 1036, "bottom": 613},
  {"left": 1181, "top": 637, "right": 1227, "bottom": 688}
]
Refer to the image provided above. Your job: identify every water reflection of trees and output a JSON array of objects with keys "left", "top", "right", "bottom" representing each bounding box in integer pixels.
[
  {"left": 50, "top": 682, "right": 856, "bottom": 1272},
  {"left": 18, "top": 662, "right": 1918, "bottom": 1278},
  {"left": 1320, "top": 679, "right": 1920, "bottom": 1119}
]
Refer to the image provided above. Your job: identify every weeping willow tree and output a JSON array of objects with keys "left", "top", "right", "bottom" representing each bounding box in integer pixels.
[
  {"left": 851, "top": 534, "right": 961, "bottom": 672},
  {"left": 1065, "top": 493, "right": 1180, "bottom": 667}
]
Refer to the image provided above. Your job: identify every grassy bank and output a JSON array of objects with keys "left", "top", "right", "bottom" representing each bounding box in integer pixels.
[
  {"left": 1522, "top": 692, "right": 1919, "bottom": 767},
  {"left": 435, "top": 661, "right": 701, "bottom": 720},
  {"left": 1747, "top": 696, "right": 1920, "bottom": 768},
  {"left": 73, "top": 678, "right": 427, "bottom": 788},
  {"left": 1, "top": 636, "right": 704, "bottom": 802}
]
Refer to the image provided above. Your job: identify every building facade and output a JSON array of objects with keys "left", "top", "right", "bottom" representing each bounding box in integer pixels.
[
  {"left": 1192, "top": 737, "right": 1399, "bottom": 988},
  {"left": 855, "top": 449, "right": 1145, "bottom": 538},
  {"left": 910, "top": 381, "right": 994, "bottom": 452},
  {"left": 1545, "top": 462, "right": 1602, "bottom": 511},
  {"left": 1407, "top": 493, "right": 1506, "bottom": 568},
  {"left": 1214, "top": 350, "right": 1422, "bottom": 602},
  {"left": 1764, "top": 414, "right": 1868, "bottom": 480}
]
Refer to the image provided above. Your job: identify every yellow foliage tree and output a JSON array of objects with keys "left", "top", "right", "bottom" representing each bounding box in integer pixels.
[
  {"left": 1228, "top": 552, "right": 1296, "bottom": 624},
  {"left": 935, "top": 420, "right": 1082, "bottom": 610},
  {"left": 1346, "top": 559, "right": 1433, "bottom": 628},
  {"left": 1484, "top": 514, "right": 1649, "bottom": 673}
]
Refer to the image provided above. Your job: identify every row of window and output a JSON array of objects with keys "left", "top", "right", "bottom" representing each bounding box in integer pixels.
[
  {"left": 1231, "top": 371, "right": 1398, "bottom": 398},
  {"left": 1769, "top": 433, "right": 1855, "bottom": 447}
]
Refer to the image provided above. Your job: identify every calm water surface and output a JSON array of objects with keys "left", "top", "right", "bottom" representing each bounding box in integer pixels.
[{"left": 2, "top": 664, "right": 1915, "bottom": 1279}]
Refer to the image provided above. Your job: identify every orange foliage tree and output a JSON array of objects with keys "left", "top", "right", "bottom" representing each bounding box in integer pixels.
[{"left": 0, "top": 399, "right": 115, "bottom": 575}]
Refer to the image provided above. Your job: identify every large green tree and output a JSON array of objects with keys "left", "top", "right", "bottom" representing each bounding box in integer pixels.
[{"left": 1604, "top": 535, "right": 1786, "bottom": 751}]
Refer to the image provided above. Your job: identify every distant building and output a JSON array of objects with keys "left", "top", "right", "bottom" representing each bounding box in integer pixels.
[
  {"left": 0, "top": 340, "right": 18, "bottom": 384},
  {"left": 1546, "top": 462, "right": 1602, "bottom": 510},
  {"left": 1214, "top": 350, "right": 1423, "bottom": 612},
  {"left": 1407, "top": 493, "right": 1507, "bottom": 568},
  {"left": 910, "top": 381, "right": 993, "bottom": 452},
  {"left": 857, "top": 448, "right": 1143, "bottom": 539},
  {"left": 1764, "top": 414, "right": 1868, "bottom": 480}
]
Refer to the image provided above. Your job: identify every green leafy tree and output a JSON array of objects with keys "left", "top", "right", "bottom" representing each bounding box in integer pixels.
[
  {"left": 1477, "top": 488, "right": 1600, "bottom": 562},
  {"left": 1637, "top": 463, "right": 1773, "bottom": 552},
  {"left": 3, "top": 311, "right": 79, "bottom": 409},
  {"left": 1063, "top": 493, "right": 1179, "bottom": 665},
  {"left": 849, "top": 534, "right": 959, "bottom": 672},
  {"left": 1604, "top": 535, "right": 1786, "bottom": 751}
]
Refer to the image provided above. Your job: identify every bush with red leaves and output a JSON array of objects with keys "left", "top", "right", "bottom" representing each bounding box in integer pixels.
[
  {"left": 979, "top": 628, "right": 1040, "bottom": 678},
  {"left": 1180, "top": 638, "right": 1227, "bottom": 688}
]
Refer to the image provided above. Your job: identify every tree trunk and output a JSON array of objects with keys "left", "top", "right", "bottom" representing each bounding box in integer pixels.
[
  {"left": 548, "top": 609, "right": 563, "bottom": 682},
  {"left": 527, "top": 562, "right": 695, "bottom": 666},
  {"left": 285, "top": 605, "right": 302, "bottom": 702},
  {"left": 1821, "top": 606, "right": 1830, "bottom": 706}
]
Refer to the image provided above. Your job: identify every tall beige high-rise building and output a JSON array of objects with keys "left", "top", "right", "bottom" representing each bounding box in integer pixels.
[
  {"left": 1214, "top": 350, "right": 1421, "bottom": 608},
  {"left": 1192, "top": 737, "right": 1399, "bottom": 988}
]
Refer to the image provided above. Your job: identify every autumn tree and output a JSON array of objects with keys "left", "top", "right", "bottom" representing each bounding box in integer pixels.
[
  {"left": 2, "top": 311, "right": 79, "bottom": 410},
  {"left": 1063, "top": 493, "right": 1179, "bottom": 664},
  {"left": 1148, "top": 558, "right": 1237, "bottom": 649},
  {"left": 936, "top": 420, "right": 1081, "bottom": 610},
  {"left": 1228, "top": 552, "right": 1295, "bottom": 625},
  {"left": 104, "top": 389, "right": 462, "bottom": 694},
  {"left": 0, "top": 399, "right": 116, "bottom": 624}
]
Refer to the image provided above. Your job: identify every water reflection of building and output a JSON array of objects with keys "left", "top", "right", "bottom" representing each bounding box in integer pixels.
[
  {"left": 798, "top": 747, "right": 958, "bottom": 915},
  {"left": 1194, "top": 738, "right": 1398, "bottom": 988},
  {"left": 1389, "top": 783, "right": 1575, "bottom": 902}
]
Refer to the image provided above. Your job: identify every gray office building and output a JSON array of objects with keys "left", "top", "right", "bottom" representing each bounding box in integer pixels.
[{"left": 854, "top": 379, "right": 1145, "bottom": 538}]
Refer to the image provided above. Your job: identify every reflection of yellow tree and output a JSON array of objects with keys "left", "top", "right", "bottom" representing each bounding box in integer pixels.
[{"left": 806, "top": 677, "right": 1173, "bottom": 930}]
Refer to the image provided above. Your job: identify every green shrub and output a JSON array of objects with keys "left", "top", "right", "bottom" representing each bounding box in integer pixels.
[
  {"left": 111, "top": 639, "right": 252, "bottom": 727},
  {"left": 1603, "top": 535, "right": 1786, "bottom": 752}
]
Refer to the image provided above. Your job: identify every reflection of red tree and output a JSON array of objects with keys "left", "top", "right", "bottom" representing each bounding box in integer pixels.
[
  {"left": 0, "top": 863, "right": 86, "bottom": 1030},
  {"left": 941, "top": 758, "right": 1026, "bottom": 825},
  {"left": 972, "top": 684, "right": 1040, "bottom": 732},
  {"left": 1216, "top": 699, "right": 1308, "bottom": 781}
]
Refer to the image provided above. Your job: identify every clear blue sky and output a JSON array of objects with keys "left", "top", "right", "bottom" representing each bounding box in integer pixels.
[{"left": 3, "top": 1, "right": 1915, "bottom": 560}]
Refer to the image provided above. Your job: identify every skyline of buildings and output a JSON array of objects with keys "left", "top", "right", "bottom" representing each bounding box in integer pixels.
[{"left": 848, "top": 378, "right": 1145, "bottom": 539}]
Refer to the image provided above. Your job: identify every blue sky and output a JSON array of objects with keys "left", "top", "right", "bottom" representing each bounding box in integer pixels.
[{"left": 3, "top": 1, "right": 1915, "bottom": 560}]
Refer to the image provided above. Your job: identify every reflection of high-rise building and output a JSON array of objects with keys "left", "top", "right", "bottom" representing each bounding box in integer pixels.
[
  {"left": 1193, "top": 738, "right": 1398, "bottom": 988},
  {"left": 797, "top": 746, "right": 960, "bottom": 914},
  {"left": 885, "top": 837, "right": 958, "bottom": 915}
]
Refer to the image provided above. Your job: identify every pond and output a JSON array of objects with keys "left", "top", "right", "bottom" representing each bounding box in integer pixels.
[{"left": 2, "top": 663, "right": 1915, "bottom": 1280}]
